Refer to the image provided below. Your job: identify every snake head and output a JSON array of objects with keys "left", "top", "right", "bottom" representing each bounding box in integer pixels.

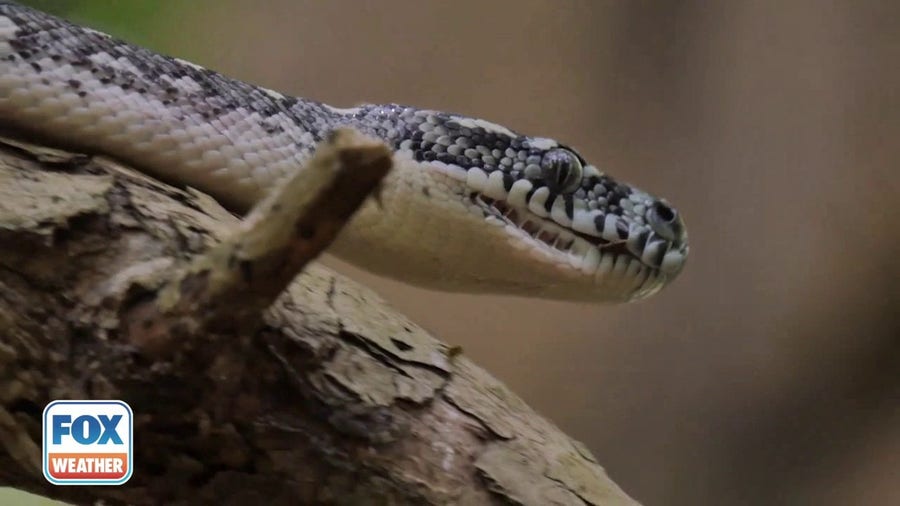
[
  {"left": 339, "top": 105, "right": 689, "bottom": 302},
  {"left": 458, "top": 134, "right": 690, "bottom": 302}
]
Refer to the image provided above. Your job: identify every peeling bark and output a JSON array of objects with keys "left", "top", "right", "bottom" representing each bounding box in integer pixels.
[{"left": 0, "top": 135, "right": 637, "bottom": 505}]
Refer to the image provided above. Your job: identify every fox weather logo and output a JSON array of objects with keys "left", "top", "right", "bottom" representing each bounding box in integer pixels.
[{"left": 42, "top": 400, "right": 133, "bottom": 485}]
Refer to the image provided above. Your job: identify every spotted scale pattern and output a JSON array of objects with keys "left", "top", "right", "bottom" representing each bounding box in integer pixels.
[{"left": 0, "top": 1, "right": 688, "bottom": 302}]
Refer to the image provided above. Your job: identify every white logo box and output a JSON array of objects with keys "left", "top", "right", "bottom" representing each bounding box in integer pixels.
[{"left": 42, "top": 400, "right": 133, "bottom": 485}]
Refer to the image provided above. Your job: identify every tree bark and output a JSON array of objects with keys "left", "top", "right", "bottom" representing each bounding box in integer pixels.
[{"left": 0, "top": 133, "right": 637, "bottom": 505}]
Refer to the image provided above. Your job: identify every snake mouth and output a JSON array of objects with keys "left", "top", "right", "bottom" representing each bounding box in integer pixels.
[
  {"left": 483, "top": 196, "right": 632, "bottom": 254},
  {"left": 471, "top": 193, "right": 684, "bottom": 298},
  {"left": 475, "top": 195, "right": 640, "bottom": 262}
]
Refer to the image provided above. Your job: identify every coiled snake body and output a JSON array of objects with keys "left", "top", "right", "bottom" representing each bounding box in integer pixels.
[{"left": 0, "top": 2, "right": 688, "bottom": 302}]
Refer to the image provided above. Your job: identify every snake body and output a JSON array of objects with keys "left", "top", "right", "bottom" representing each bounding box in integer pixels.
[{"left": 0, "top": 2, "right": 688, "bottom": 302}]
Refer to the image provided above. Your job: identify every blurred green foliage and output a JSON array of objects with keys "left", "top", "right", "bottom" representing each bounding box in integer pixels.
[
  {"left": 0, "top": 488, "right": 65, "bottom": 505},
  {"left": 15, "top": 0, "right": 193, "bottom": 54}
]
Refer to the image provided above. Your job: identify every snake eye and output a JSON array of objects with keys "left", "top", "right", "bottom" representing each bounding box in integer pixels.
[{"left": 541, "top": 148, "right": 583, "bottom": 193}]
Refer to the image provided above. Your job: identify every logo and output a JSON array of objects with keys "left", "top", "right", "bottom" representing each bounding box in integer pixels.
[{"left": 42, "top": 400, "right": 133, "bottom": 485}]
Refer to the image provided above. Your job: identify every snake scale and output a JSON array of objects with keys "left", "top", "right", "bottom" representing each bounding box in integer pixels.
[{"left": 0, "top": 2, "right": 688, "bottom": 302}]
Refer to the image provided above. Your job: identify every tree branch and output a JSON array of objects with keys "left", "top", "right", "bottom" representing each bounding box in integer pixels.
[
  {"left": 0, "top": 134, "right": 637, "bottom": 505},
  {"left": 123, "top": 129, "right": 392, "bottom": 358}
]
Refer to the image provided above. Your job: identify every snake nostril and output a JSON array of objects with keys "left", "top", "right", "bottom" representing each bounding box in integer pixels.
[
  {"left": 647, "top": 200, "right": 682, "bottom": 242},
  {"left": 651, "top": 200, "right": 676, "bottom": 223}
]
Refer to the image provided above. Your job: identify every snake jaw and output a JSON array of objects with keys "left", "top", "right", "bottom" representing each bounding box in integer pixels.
[
  {"left": 470, "top": 189, "right": 687, "bottom": 301},
  {"left": 475, "top": 191, "right": 686, "bottom": 271}
]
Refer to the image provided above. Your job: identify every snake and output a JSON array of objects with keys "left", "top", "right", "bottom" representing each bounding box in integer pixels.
[{"left": 0, "top": 2, "right": 688, "bottom": 303}]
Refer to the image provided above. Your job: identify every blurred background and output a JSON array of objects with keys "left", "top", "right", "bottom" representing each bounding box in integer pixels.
[{"left": 7, "top": 1, "right": 898, "bottom": 504}]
